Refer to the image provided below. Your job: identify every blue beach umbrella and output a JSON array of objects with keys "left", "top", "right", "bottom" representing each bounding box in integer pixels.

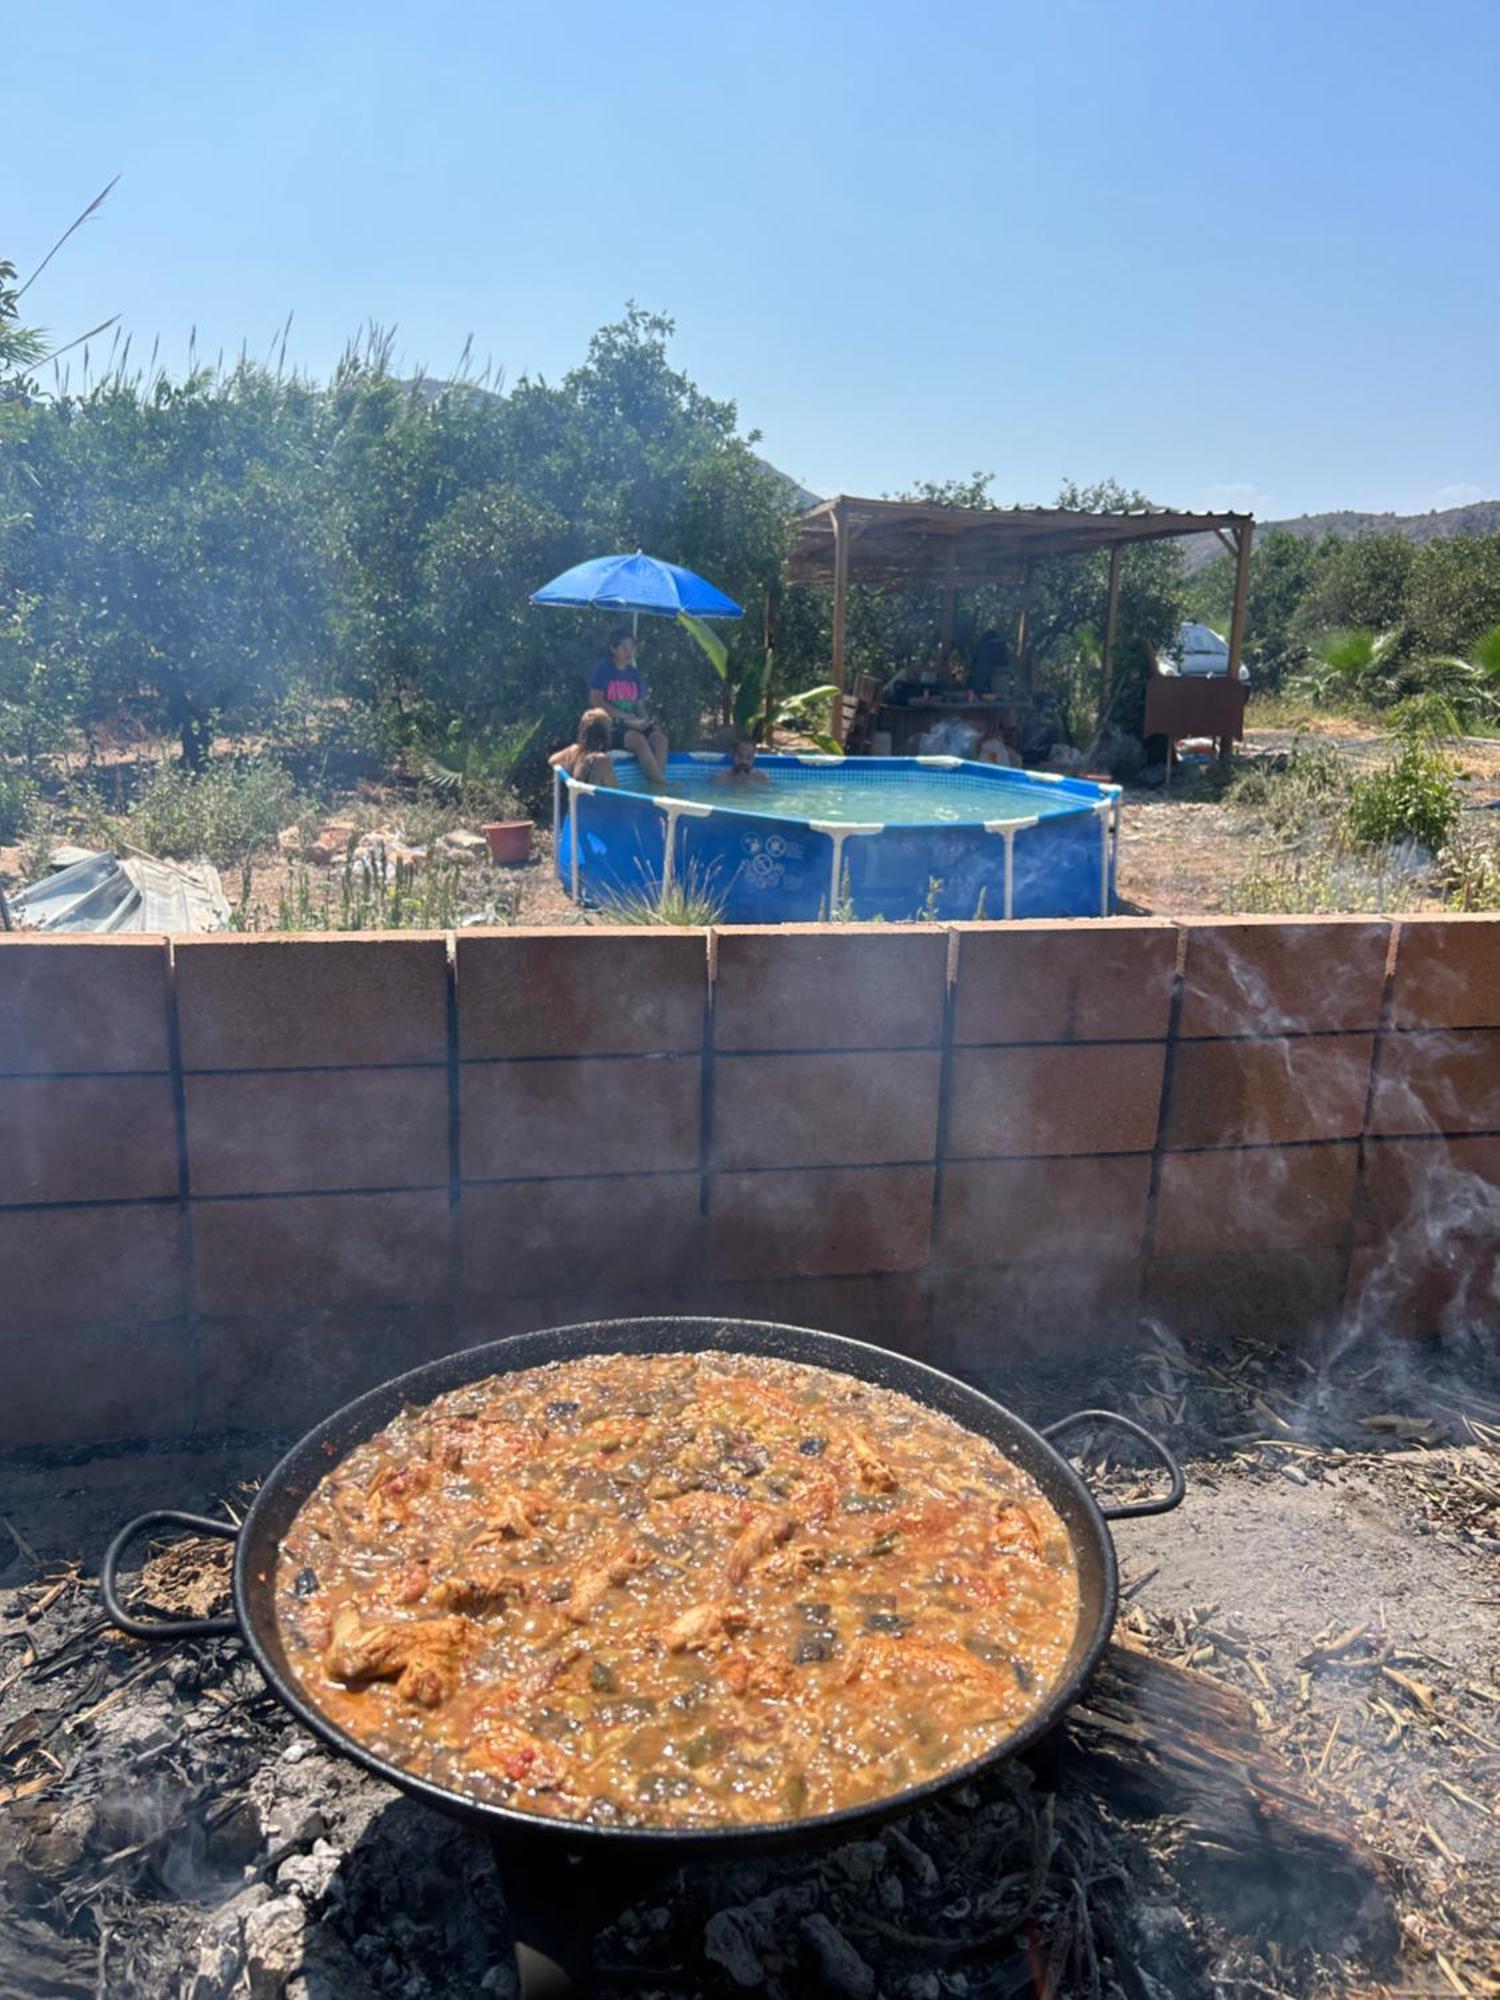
[{"left": 530, "top": 550, "right": 743, "bottom": 629}]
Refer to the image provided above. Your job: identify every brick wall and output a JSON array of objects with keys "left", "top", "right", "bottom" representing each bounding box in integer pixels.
[{"left": 2, "top": 915, "right": 1496, "bottom": 1448}]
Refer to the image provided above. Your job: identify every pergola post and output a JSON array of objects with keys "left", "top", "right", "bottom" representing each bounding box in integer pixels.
[
  {"left": 1222, "top": 520, "right": 1253, "bottom": 764},
  {"left": 1015, "top": 561, "right": 1034, "bottom": 694},
  {"left": 940, "top": 544, "right": 957, "bottom": 665},
  {"left": 830, "top": 499, "right": 850, "bottom": 730},
  {"left": 1099, "top": 543, "right": 1123, "bottom": 725}
]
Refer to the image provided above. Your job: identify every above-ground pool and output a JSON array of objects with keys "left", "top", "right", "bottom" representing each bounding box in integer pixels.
[{"left": 555, "top": 753, "right": 1121, "bottom": 923}]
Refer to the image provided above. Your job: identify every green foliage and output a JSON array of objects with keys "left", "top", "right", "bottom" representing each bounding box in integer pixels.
[
  {"left": 0, "top": 764, "right": 38, "bottom": 843},
  {"left": 774, "top": 683, "right": 842, "bottom": 754},
  {"left": 0, "top": 305, "right": 804, "bottom": 782},
  {"left": 118, "top": 756, "right": 309, "bottom": 864},
  {"left": 418, "top": 716, "right": 541, "bottom": 822},
  {"left": 0, "top": 260, "right": 46, "bottom": 386},
  {"left": 1345, "top": 735, "right": 1461, "bottom": 854}
]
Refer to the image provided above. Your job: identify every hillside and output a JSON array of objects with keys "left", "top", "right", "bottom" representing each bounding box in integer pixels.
[{"left": 1180, "top": 499, "right": 1500, "bottom": 571}]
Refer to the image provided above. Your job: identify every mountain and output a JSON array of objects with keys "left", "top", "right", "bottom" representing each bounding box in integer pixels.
[{"left": 1180, "top": 499, "right": 1500, "bottom": 572}]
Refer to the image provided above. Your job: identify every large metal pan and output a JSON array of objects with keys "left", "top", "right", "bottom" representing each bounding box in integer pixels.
[{"left": 102, "top": 1319, "right": 1182, "bottom": 1971}]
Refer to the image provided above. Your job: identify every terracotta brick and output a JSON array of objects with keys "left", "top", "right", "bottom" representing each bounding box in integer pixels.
[
  {"left": 713, "top": 1051, "right": 941, "bottom": 1171},
  {"left": 947, "top": 1043, "right": 1166, "bottom": 1158},
  {"left": 710, "top": 1165, "right": 933, "bottom": 1280},
  {"left": 0, "top": 937, "right": 170, "bottom": 1075},
  {"left": 951, "top": 920, "right": 1177, "bottom": 1045},
  {"left": 0, "top": 1075, "right": 179, "bottom": 1204},
  {"left": 1355, "top": 1135, "right": 1500, "bottom": 1244},
  {"left": 1370, "top": 1030, "right": 1500, "bottom": 1136},
  {"left": 936, "top": 1155, "right": 1151, "bottom": 1266},
  {"left": 1165, "top": 1036, "right": 1372, "bottom": 1149},
  {"left": 930, "top": 1261, "right": 1144, "bottom": 1372},
  {"left": 185, "top": 1069, "right": 449, "bottom": 1197},
  {"left": 712, "top": 927, "right": 948, "bottom": 1052},
  {"left": 1154, "top": 1144, "right": 1358, "bottom": 1255},
  {"left": 1344, "top": 1242, "right": 1499, "bottom": 1337},
  {"left": 0, "top": 1201, "right": 186, "bottom": 1333},
  {"left": 459, "top": 1173, "right": 704, "bottom": 1300},
  {"left": 195, "top": 1307, "right": 459, "bottom": 1436},
  {"left": 696, "top": 1274, "right": 936, "bottom": 1360},
  {"left": 457, "top": 929, "right": 706, "bottom": 1059},
  {"left": 1177, "top": 917, "right": 1389, "bottom": 1037},
  {"left": 461, "top": 1056, "right": 700, "bottom": 1181},
  {"left": 0, "top": 1320, "right": 194, "bottom": 1448},
  {"left": 1146, "top": 1250, "right": 1347, "bottom": 1343},
  {"left": 1389, "top": 916, "right": 1500, "bottom": 1029},
  {"left": 175, "top": 935, "right": 449, "bottom": 1070},
  {"left": 191, "top": 1190, "right": 450, "bottom": 1316}
]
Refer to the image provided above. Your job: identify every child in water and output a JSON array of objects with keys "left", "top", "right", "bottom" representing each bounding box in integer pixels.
[{"left": 713, "top": 740, "right": 771, "bottom": 786}]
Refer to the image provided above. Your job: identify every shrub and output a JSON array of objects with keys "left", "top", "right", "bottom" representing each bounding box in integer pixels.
[
  {"left": 120, "top": 757, "right": 309, "bottom": 864},
  {"left": 0, "top": 764, "right": 37, "bottom": 844},
  {"left": 1345, "top": 738, "right": 1461, "bottom": 854}
]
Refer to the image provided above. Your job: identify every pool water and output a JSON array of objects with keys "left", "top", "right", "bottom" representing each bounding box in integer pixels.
[{"left": 610, "top": 759, "right": 1087, "bottom": 827}]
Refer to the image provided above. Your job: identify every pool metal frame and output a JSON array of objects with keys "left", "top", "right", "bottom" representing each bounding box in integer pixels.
[{"left": 554, "top": 752, "right": 1122, "bottom": 921}]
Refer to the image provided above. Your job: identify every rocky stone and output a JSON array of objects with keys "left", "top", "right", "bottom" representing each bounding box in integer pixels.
[{"left": 242, "top": 1895, "right": 309, "bottom": 1996}]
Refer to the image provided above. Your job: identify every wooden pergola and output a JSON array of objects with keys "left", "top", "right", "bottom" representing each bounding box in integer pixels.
[{"left": 784, "top": 495, "right": 1255, "bottom": 750}]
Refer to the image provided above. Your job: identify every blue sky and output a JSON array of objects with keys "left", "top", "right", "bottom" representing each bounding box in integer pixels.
[{"left": 8, "top": 0, "right": 1498, "bottom": 519}]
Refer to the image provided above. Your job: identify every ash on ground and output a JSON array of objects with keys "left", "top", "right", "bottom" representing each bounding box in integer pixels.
[{"left": 1, "top": 1328, "right": 1496, "bottom": 2000}]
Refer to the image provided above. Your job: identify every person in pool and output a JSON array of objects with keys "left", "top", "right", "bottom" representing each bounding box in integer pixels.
[
  {"left": 713, "top": 739, "right": 770, "bottom": 787},
  {"left": 549, "top": 708, "right": 617, "bottom": 788},
  {"left": 588, "top": 632, "right": 669, "bottom": 785}
]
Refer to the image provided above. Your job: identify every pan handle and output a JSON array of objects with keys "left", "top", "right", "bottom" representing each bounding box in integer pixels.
[
  {"left": 1041, "top": 1410, "right": 1186, "bottom": 1521},
  {"left": 100, "top": 1510, "right": 240, "bottom": 1640}
]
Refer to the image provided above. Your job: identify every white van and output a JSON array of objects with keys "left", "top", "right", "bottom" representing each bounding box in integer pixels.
[{"left": 1157, "top": 621, "right": 1250, "bottom": 683}]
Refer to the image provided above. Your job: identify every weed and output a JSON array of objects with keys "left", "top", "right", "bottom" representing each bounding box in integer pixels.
[
  {"left": 119, "top": 756, "right": 310, "bottom": 864},
  {"left": 238, "top": 841, "right": 491, "bottom": 932},
  {"left": 601, "top": 863, "right": 727, "bottom": 927},
  {"left": 1438, "top": 821, "right": 1500, "bottom": 911},
  {"left": 1346, "top": 738, "right": 1461, "bottom": 854},
  {"left": 1227, "top": 849, "right": 1425, "bottom": 915}
]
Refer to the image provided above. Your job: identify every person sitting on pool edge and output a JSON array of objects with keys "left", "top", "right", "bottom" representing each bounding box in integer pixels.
[
  {"left": 588, "top": 631, "right": 669, "bottom": 785},
  {"left": 549, "top": 707, "right": 617, "bottom": 788},
  {"left": 713, "top": 738, "right": 771, "bottom": 787}
]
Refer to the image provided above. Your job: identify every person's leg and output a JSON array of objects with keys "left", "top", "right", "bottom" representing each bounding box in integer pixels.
[
  {"left": 648, "top": 726, "right": 669, "bottom": 778},
  {"left": 623, "top": 727, "right": 665, "bottom": 785}
]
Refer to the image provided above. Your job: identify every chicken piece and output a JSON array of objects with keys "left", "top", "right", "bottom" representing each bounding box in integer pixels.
[
  {"left": 718, "top": 1649, "right": 794, "bottom": 1698},
  {"left": 725, "top": 1507, "right": 796, "bottom": 1584},
  {"left": 846, "top": 1430, "right": 896, "bottom": 1493},
  {"left": 653, "top": 1489, "right": 751, "bottom": 1529},
  {"left": 393, "top": 1563, "right": 430, "bottom": 1605},
  {"left": 471, "top": 1716, "right": 566, "bottom": 1790},
  {"left": 661, "top": 1600, "right": 749, "bottom": 1654},
  {"left": 428, "top": 1558, "right": 528, "bottom": 1616},
  {"left": 992, "top": 1502, "right": 1043, "bottom": 1558},
  {"left": 761, "top": 1539, "right": 825, "bottom": 1588},
  {"left": 565, "top": 1544, "right": 646, "bottom": 1623},
  {"left": 324, "top": 1607, "right": 471, "bottom": 1708},
  {"left": 842, "top": 1633, "right": 1012, "bottom": 1701}
]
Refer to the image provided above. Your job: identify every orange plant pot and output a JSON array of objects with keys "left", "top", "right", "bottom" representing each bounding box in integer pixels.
[{"left": 482, "top": 820, "right": 534, "bottom": 865}]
